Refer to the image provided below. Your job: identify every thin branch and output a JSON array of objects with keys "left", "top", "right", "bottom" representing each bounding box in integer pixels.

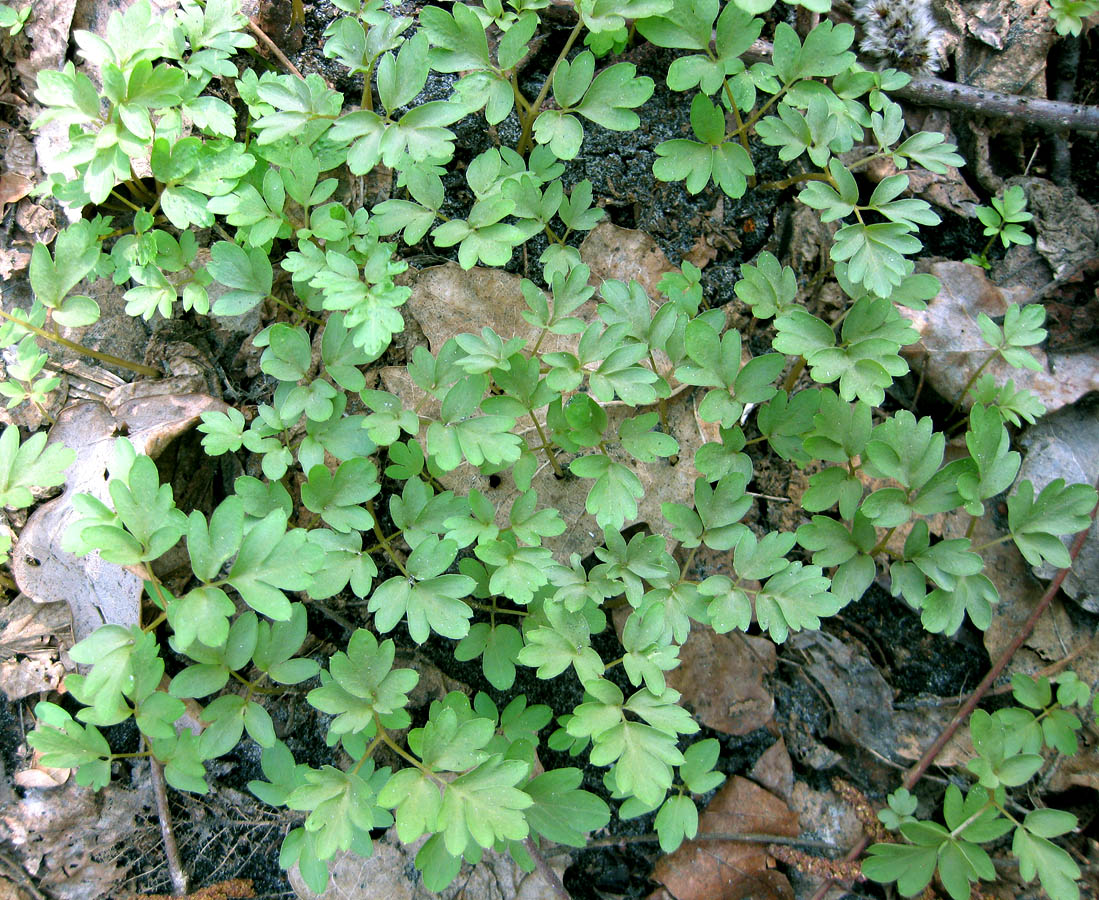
[
  {"left": 149, "top": 755, "right": 189, "bottom": 896},
  {"left": 0, "top": 307, "right": 161, "bottom": 377},
  {"left": 574, "top": 831, "right": 842, "bottom": 851},
  {"left": 807, "top": 481, "right": 1099, "bottom": 900},
  {"left": 735, "top": 38, "right": 1099, "bottom": 133},
  {"left": 524, "top": 838, "right": 571, "bottom": 900},
  {"left": 247, "top": 18, "right": 305, "bottom": 80}
]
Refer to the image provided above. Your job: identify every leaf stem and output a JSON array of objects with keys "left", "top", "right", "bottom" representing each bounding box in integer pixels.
[
  {"left": 367, "top": 500, "right": 410, "bottom": 577},
  {"left": 0, "top": 308, "right": 161, "bottom": 376},
  {"left": 947, "top": 350, "right": 996, "bottom": 418},
  {"left": 376, "top": 716, "right": 443, "bottom": 783},
  {"left": 516, "top": 22, "right": 583, "bottom": 157},
  {"left": 530, "top": 413, "right": 564, "bottom": 477}
]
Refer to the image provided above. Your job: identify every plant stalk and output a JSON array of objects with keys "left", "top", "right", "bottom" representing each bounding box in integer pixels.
[{"left": 0, "top": 308, "right": 161, "bottom": 376}]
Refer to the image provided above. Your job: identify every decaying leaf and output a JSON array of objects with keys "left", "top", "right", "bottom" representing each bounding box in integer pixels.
[
  {"left": 0, "top": 593, "right": 69, "bottom": 658},
  {"left": 12, "top": 386, "right": 226, "bottom": 641},
  {"left": 666, "top": 626, "right": 776, "bottom": 736},
  {"left": 0, "top": 778, "right": 148, "bottom": 900},
  {"left": 790, "top": 630, "right": 970, "bottom": 767},
  {"left": 289, "top": 827, "right": 563, "bottom": 900},
  {"left": 0, "top": 655, "right": 65, "bottom": 701},
  {"left": 579, "top": 222, "right": 675, "bottom": 298},
  {"left": 652, "top": 776, "right": 798, "bottom": 900},
  {"left": 901, "top": 261, "right": 1099, "bottom": 414}
]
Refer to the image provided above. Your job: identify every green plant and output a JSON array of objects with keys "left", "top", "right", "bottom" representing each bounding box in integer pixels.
[
  {"left": 1047, "top": 0, "right": 1099, "bottom": 35},
  {"left": 12, "top": 0, "right": 1097, "bottom": 897},
  {"left": 864, "top": 672, "right": 1092, "bottom": 900},
  {"left": 0, "top": 2, "right": 29, "bottom": 36},
  {"left": 965, "top": 184, "right": 1034, "bottom": 270}
]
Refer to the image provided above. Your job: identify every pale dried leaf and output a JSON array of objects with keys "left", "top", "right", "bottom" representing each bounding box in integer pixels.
[
  {"left": 289, "top": 828, "right": 562, "bottom": 900},
  {"left": 0, "top": 594, "right": 70, "bottom": 658},
  {"left": 0, "top": 656, "right": 65, "bottom": 700},
  {"left": 580, "top": 222, "right": 675, "bottom": 298},
  {"left": 13, "top": 765, "right": 70, "bottom": 789},
  {"left": 901, "top": 261, "right": 1099, "bottom": 415},
  {"left": 0, "top": 779, "right": 147, "bottom": 900}
]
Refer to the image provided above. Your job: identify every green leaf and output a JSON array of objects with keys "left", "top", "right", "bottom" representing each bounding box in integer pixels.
[
  {"left": 523, "top": 768, "right": 611, "bottom": 847},
  {"left": 654, "top": 794, "right": 698, "bottom": 853},
  {"left": 679, "top": 738, "right": 725, "bottom": 794},
  {"left": 755, "top": 561, "right": 841, "bottom": 642},
  {"left": 1008, "top": 479, "right": 1097, "bottom": 569},
  {"left": 30, "top": 222, "right": 101, "bottom": 311},
  {"left": 308, "top": 630, "right": 418, "bottom": 735},
  {"left": 369, "top": 565, "right": 476, "bottom": 645},
  {"left": 863, "top": 841, "right": 939, "bottom": 896},
  {"left": 570, "top": 454, "right": 644, "bottom": 530},
  {"left": 300, "top": 459, "right": 379, "bottom": 533},
  {"left": 833, "top": 221, "right": 922, "bottom": 299},
  {"left": 1013, "top": 826, "right": 1081, "bottom": 900},
  {"left": 227, "top": 511, "right": 324, "bottom": 620},
  {"left": 0, "top": 425, "right": 74, "bottom": 509},
  {"left": 439, "top": 756, "right": 533, "bottom": 856},
  {"left": 207, "top": 241, "right": 272, "bottom": 315},
  {"left": 619, "top": 413, "right": 679, "bottom": 462},
  {"left": 518, "top": 601, "right": 605, "bottom": 683}
]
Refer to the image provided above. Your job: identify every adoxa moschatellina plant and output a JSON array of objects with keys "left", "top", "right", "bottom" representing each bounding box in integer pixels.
[{"left": 11, "top": 0, "right": 1096, "bottom": 896}]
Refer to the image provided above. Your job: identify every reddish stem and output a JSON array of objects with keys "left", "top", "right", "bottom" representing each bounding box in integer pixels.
[{"left": 807, "top": 483, "right": 1099, "bottom": 900}]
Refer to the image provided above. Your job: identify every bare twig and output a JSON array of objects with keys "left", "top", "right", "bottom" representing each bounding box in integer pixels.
[
  {"left": 806, "top": 482, "right": 1099, "bottom": 900},
  {"left": 247, "top": 19, "right": 305, "bottom": 81},
  {"left": 737, "top": 38, "right": 1099, "bottom": 133},
  {"left": 524, "top": 838, "right": 571, "bottom": 899},
  {"left": 563, "top": 831, "right": 842, "bottom": 852},
  {"left": 149, "top": 756, "right": 189, "bottom": 897}
]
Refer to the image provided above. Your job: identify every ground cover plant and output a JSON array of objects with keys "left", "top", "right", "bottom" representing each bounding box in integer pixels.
[{"left": 3, "top": 0, "right": 1099, "bottom": 898}]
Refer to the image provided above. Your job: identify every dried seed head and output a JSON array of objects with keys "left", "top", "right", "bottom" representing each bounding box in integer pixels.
[{"left": 853, "top": 0, "right": 945, "bottom": 74}]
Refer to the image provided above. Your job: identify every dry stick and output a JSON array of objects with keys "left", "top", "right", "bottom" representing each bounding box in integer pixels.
[
  {"left": 149, "top": 755, "right": 189, "bottom": 897},
  {"left": 806, "top": 483, "right": 1099, "bottom": 900},
  {"left": 247, "top": 18, "right": 305, "bottom": 81},
  {"left": 524, "top": 837, "right": 571, "bottom": 900},
  {"left": 735, "top": 38, "right": 1099, "bottom": 133},
  {"left": 573, "top": 832, "right": 841, "bottom": 851}
]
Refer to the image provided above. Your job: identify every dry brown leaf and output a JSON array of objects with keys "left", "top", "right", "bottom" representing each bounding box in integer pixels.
[
  {"left": 402, "top": 263, "right": 590, "bottom": 358},
  {"left": 13, "top": 388, "right": 226, "bottom": 642},
  {"left": 665, "top": 626, "right": 776, "bottom": 736},
  {"left": 749, "top": 738, "right": 795, "bottom": 803},
  {"left": 0, "top": 779, "right": 147, "bottom": 900},
  {"left": 901, "top": 261, "right": 1099, "bottom": 415},
  {"left": 0, "top": 175, "right": 32, "bottom": 206},
  {"left": 0, "top": 656, "right": 65, "bottom": 700},
  {"left": 579, "top": 222, "right": 675, "bottom": 298},
  {"left": 652, "top": 776, "right": 798, "bottom": 900},
  {"left": 13, "top": 765, "right": 70, "bottom": 789}
]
